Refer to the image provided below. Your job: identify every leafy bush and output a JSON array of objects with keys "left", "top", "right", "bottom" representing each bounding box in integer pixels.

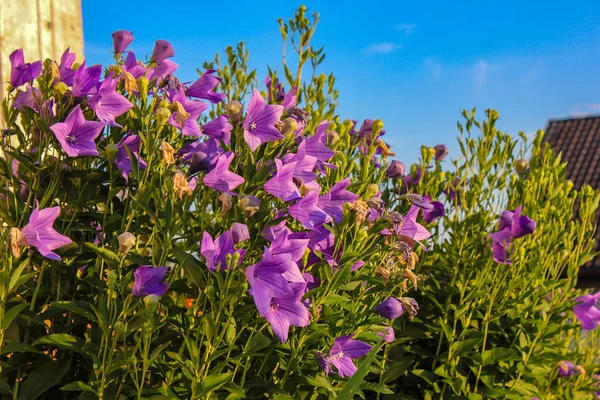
[{"left": 1, "top": 6, "right": 599, "bottom": 400}]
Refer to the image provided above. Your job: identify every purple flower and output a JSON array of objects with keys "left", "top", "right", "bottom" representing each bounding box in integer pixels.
[
  {"left": 434, "top": 144, "right": 449, "bottom": 161},
  {"left": 557, "top": 361, "right": 578, "bottom": 377},
  {"left": 72, "top": 62, "right": 102, "bottom": 97},
  {"left": 258, "top": 281, "right": 309, "bottom": 342},
  {"left": 246, "top": 250, "right": 298, "bottom": 309},
  {"left": 201, "top": 229, "right": 245, "bottom": 271},
  {"left": 377, "top": 297, "right": 405, "bottom": 320},
  {"left": 88, "top": 76, "right": 133, "bottom": 126},
  {"left": 318, "top": 178, "right": 359, "bottom": 223},
  {"left": 282, "top": 141, "right": 318, "bottom": 183},
  {"left": 306, "top": 121, "right": 336, "bottom": 172},
  {"left": 21, "top": 204, "right": 72, "bottom": 260},
  {"left": 167, "top": 87, "right": 208, "bottom": 137},
  {"left": 573, "top": 292, "right": 600, "bottom": 330},
  {"left": 57, "top": 48, "right": 77, "bottom": 86},
  {"left": 203, "top": 151, "right": 245, "bottom": 194},
  {"left": 265, "top": 159, "right": 301, "bottom": 202},
  {"left": 386, "top": 160, "right": 405, "bottom": 178},
  {"left": 112, "top": 30, "right": 134, "bottom": 54},
  {"left": 404, "top": 167, "right": 422, "bottom": 188},
  {"left": 50, "top": 105, "right": 104, "bottom": 157},
  {"left": 132, "top": 266, "right": 169, "bottom": 297},
  {"left": 186, "top": 70, "right": 226, "bottom": 103},
  {"left": 404, "top": 194, "right": 434, "bottom": 211},
  {"left": 507, "top": 206, "right": 536, "bottom": 238},
  {"left": 13, "top": 85, "right": 41, "bottom": 111},
  {"left": 289, "top": 189, "right": 329, "bottom": 230},
  {"left": 325, "top": 335, "right": 372, "bottom": 378},
  {"left": 270, "top": 228, "right": 309, "bottom": 262},
  {"left": 9, "top": 49, "right": 42, "bottom": 87},
  {"left": 122, "top": 52, "right": 147, "bottom": 79},
  {"left": 151, "top": 40, "right": 175, "bottom": 62},
  {"left": 423, "top": 197, "right": 445, "bottom": 223},
  {"left": 231, "top": 222, "right": 250, "bottom": 243},
  {"left": 377, "top": 327, "right": 395, "bottom": 343},
  {"left": 489, "top": 228, "right": 512, "bottom": 264},
  {"left": 115, "top": 135, "right": 147, "bottom": 180},
  {"left": 400, "top": 205, "right": 432, "bottom": 245},
  {"left": 243, "top": 89, "right": 284, "bottom": 151},
  {"left": 201, "top": 115, "right": 233, "bottom": 143}
]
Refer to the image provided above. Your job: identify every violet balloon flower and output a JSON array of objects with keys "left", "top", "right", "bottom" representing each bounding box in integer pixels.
[
  {"left": 186, "top": 70, "right": 226, "bottom": 103},
  {"left": 111, "top": 30, "right": 134, "bottom": 54},
  {"left": 203, "top": 151, "right": 245, "bottom": 194},
  {"left": 88, "top": 76, "right": 133, "bottom": 126},
  {"left": 264, "top": 159, "right": 301, "bottom": 202},
  {"left": 321, "top": 335, "right": 372, "bottom": 378},
  {"left": 289, "top": 189, "right": 329, "bottom": 230},
  {"left": 21, "top": 204, "right": 72, "bottom": 261},
  {"left": 573, "top": 291, "right": 600, "bottom": 330},
  {"left": 318, "top": 178, "right": 359, "bottom": 223},
  {"left": 50, "top": 105, "right": 105, "bottom": 157},
  {"left": 376, "top": 297, "right": 405, "bottom": 320},
  {"left": 132, "top": 266, "right": 169, "bottom": 297},
  {"left": 114, "top": 135, "right": 147, "bottom": 181},
  {"left": 9, "top": 49, "right": 42, "bottom": 88},
  {"left": 151, "top": 40, "right": 175, "bottom": 62},
  {"left": 243, "top": 89, "right": 284, "bottom": 151}
]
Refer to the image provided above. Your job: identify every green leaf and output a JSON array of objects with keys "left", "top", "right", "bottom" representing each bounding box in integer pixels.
[
  {"left": 439, "top": 319, "right": 454, "bottom": 341},
  {"left": 243, "top": 332, "right": 270, "bottom": 355},
  {"left": 195, "top": 372, "right": 233, "bottom": 396},
  {"left": 322, "top": 294, "right": 349, "bottom": 305},
  {"left": 83, "top": 243, "right": 120, "bottom": 266},
  {"left": 18, "top": 356, "right": 71, "bottom": 400},
  {"left": 172, "top": 246, "right": 204, "bottom": 288},
  {"left": 33, "top": 334, "right": 84, "bottom": 353},
  {"left": 337, "top": 341, "right": 383, "bottom": 399},
  {"left": 2, "top": 303, "right": 28, "bottom": 330},
  {"left": 482, "top": 348, "right": 518, "bottom": 366},
  {"left": 60, "top": 381, "right": 96, "bottom": 394},
  {"left": 360, "top": 382, "right": 393, "bottom": 394},
  {"left": 1, "top": 341, "right": 42, "bottom": 355},
  {"left": 450, "top": 338, "right": 481, "bottom": 356},
  {"left": 8, "top": 258, "right": 31, "bottom": 292}
]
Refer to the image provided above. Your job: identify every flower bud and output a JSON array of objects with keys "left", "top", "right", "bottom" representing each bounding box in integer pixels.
[
  {"left": 225, "top": 100, "right": 243, "bottom": 121},
  {"left": 326, "top": 130, "right": 340, "bottom": 147},
  {"left": 565, "top": 180, "right": 574, "bottom": 192},
  {"left": 189, "top": 151, "right": 211, "bottom": 174},
  {"left": 107, "top": 270, "right": 118, "bottom": 286},
  {"left": 372, "top": 119, "right": 384, "bottom": 136},
  {"left": 231, "top": 223, "right": 250, "bottom": 243},
  {"left": 280, "top": 117, "right": 298, "bottom": 136},
  {"left": 117, "top": 232, "right": 136, "bottom": 254},
  {"left": 433, "top": 144, "right": 449, "bottom": 161},
  {"left": 205, "top": 285, "right": 216, "bottom": 298},
  {"left": 144, "top": 294, "right": 159, "bottom": 313},
  {"left": 159, "top": 99, "right": 170, "bottom": 108},
  {"left": 240, "top": 195, "right": 260, "bottom": 217},
  {"left": 385, "top": 160, "right": 405, "bottom": 178},
  {"left": 113, "top": 321, "right": 125, "bottom": 336},
  {"left": 112, "top": 30, "right": 134, "bottom": 55},
  {"left": 151, "top": 40, "right": 174, "bottom": 62},
  {"left": 155, "top": 107, "right": 171, "bottom": 126},
  {"left": 160, "top": 141, "right": 175, "bottom": 166},
  {"left": 515, "top": 158, "right": 529, "bottom": 175},
  {"left": 376, "top": 298, "right": 404, "bottom": 320},
  {"left": 365, "top": 184, "right": 379, "bottom": 198},
  {"left": 54, "top": 82, "right": 68, "bottom": 96},
  {"left": 136, "top": 76, "right": 149, "bottom": 100},
  {"left": 105, "top": 143, "right": 118, "bottom": 162}
]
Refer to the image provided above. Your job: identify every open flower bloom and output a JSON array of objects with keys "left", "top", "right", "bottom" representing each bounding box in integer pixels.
[
  {"left": 21, "top": 204, "right": 72, "bottom": 260},
  {"left": 9, "top": 49, "right": 42, "bottom": 87},
  {"left": 320, "top": 335, "right": 372, "bottom": 378},
  {"left": 573, "top": 291, "right": 600, "bottom": 330},
  {"left": 88, "top": 76, "right": 133, "bottom": 126},
  {"left": 132, "top": 266, "right": 169, "bottom": 297},
  {"left": 201, "top": 226, "right": 246, "bottom": 271},
  {"left": 50, "top": 105, "right": 105, "bottom": 157},
  {"left": 203, "top": 151, "right": 245, "bottom": 194},
  {"left": 243, "top": 89, "right": 284, "bottom": 151},
  {"left": 265, "top": 160, "right": 301, "bottom": 202},
  {"left": 258, "top": 281, "right": 309, "bottom": 342}
]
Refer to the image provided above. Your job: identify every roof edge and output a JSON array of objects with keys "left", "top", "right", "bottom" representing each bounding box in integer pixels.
[{"left": 547, "top": 114, "right": 600, "bottom": 123}]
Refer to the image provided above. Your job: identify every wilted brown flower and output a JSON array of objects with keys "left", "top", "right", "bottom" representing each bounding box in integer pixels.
[
  {"left": 9, "top": 227, "right": 24, "bottom": 257},
  {"left": 160, "top": 141, "right": 175, "bottom": 166},
  {"left": 173, "top": 172, "right": 192, "bottom": 199}
]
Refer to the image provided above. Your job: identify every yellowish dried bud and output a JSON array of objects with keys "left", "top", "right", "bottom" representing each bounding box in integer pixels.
[
  {"left": 160, "top": 141, "right": 175, "bottom": 166},
  {"left": 173, "top": 172, "right": 192, "bottom": 199},
  {"left": 348, "top": 200, "right": 369, "bottom": 225},
  {"left": 9, "top": 227, "right": 24, "bottom": 257},
  {"left": 225, "top": 100, "right": 243, "bottom": 121},
  {"left": 123, "top": 71, "right": 138, "bottom": 93},
  {"left": 402, "top": 268, "right": 419, "bottom": 290},
  {"left": 50, "top": 62, "right": 61, "bottom": 79},
  {"left": 376, "top": 139, "right": 395, "bottom": 160},
  {"left": 280, "top": 117, "right": 299, "bottom": 136},
  {"left": 117, "top": 232, "right": 136, "bottom": 254},
  {"left": 172, "top": 101, "right": 190, "bottom": 126},
  {"left": 219, "top": 192, "right": 233, "bottom": 216}
]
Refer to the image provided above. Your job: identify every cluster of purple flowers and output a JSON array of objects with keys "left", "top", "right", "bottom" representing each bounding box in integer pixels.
[{"left": 489, "top": 205, "right": 536, "bottom": 264}]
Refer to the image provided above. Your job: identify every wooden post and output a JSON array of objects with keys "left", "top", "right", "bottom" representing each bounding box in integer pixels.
[{"left": 0, "top": 0, "right": 83, "bottom": 126}]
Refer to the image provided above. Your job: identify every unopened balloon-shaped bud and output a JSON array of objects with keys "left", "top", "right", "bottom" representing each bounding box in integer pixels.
[
  {"left": 107, "top": 270, "right": 118, "bottom": 286},
  {"left": 385, "top": 160, "right": 405, "bottom": 178},
  {"left": 54, "top": 82, "right": 68, "bottom": 96},
  {"left": 117, "top": 232, "right": 136, "bottom": 254},
  {"left": 365, "top": 184, "right": 379, "bottom": 198},
  {"left": 326, "top": 130, "right": 340, "bottom": 147},
  {"left": 155, "top": 107, "right": 171, "bottom": 126},
  {"left": 225, "top": 100, "right": 243, "bottom": 121},
  {"left": 280, "top": 117, "right": 298, "bottom": 136},
  {"left": 515, "top": 159, "right": 529, "bottom": 175},
  {"left": 105, "top": 143, "right": 118, "bottom": 162},
  {"left": 144, "top": 294, "right": 159, "bottom": 313},
  {"left": 433, "top": 144, "right": 449, "bottom": 161}
]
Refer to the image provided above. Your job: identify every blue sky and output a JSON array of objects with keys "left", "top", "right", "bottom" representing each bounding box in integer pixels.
[{"left": 82, "top": 0, "right": 600, "bottom": 164}]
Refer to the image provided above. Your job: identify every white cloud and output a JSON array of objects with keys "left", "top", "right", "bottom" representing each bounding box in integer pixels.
[
  {"left": 363, "top": 43, "right": 402, "bottom": 54},
  {"left": 473, "top": 60, "right": 489, "bottom": 86},
  {"left": 424, "top": 57, "right": 442, "bottom": 81},
  {"left": 586, "top": 104, "right": 600, "bottom": 111},
  {"left": 395, "top": 24, "right": 417, "bottom": 34}
]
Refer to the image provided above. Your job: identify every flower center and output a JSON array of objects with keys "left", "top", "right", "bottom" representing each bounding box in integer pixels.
[
  {"left": 330, "top": 351, "right": 344, "bottom": 361},
  {"left": 66, "top": 135, "right": 78, "bottom": 144},
  {"left": 250, "top": 122, "right": 257, "bottom": 130},
  {"left": 270, "top": 300, "right": 280, "bottom": 310}
]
